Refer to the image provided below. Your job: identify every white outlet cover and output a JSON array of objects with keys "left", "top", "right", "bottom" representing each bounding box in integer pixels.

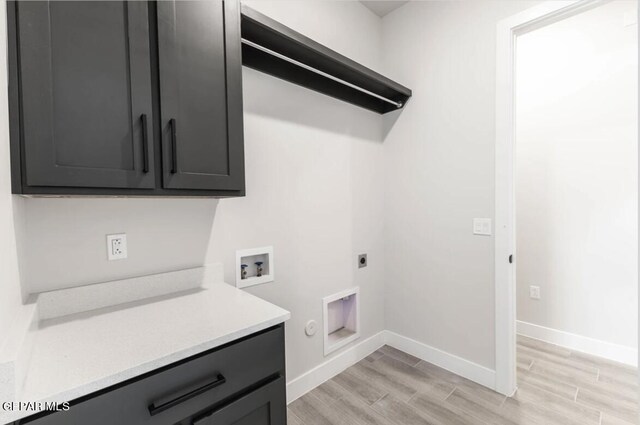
[
  {"left": 107, "top": 234, "right": 127, "bottom": 261},
  {"left": 529, "top": 285, "right": 541, "bottom": 300},
  {"left": 473, "top": 218, "right": 492, "bottom": 236},
  {"left": 305, "top": 320, "right": 318, "bottom": 336}
]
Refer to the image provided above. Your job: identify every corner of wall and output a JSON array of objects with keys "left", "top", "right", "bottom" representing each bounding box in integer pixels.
[{"left": 0, "top": 0, "right": 26, "bottom": 350}]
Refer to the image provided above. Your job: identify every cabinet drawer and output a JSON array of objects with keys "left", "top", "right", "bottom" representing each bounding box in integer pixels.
[
  {"left": 21, "top": 326, "right": 285, "bottom": 425},
  {"left": 192, "top": 377, "right": 285, "bottom": 425}
]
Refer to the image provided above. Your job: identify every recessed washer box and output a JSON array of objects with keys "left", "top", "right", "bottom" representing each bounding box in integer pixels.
[
  {"left": 323, "top": 287, "right": 360, "bottom": 356},
  {"left": 236, "top": 246, "right": 274, "bottom": 289}
]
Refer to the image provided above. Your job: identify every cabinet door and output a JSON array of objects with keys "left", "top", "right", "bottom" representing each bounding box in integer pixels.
[
  {"left": 15, "top": 1, "right": 155, "bottom": 189},
  {"left": 192, "top": 377, "right": 286, "bottom": 425},
  {"left": 157, "top": 0, "right": 245, "bottom": 191}
]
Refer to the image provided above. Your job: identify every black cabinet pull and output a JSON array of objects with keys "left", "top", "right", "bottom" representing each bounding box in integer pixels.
[
  {"left": 148, "top": 373, "right": 226, "bottom": 416},
  {"left": 141, "top": 114, "right": 149, "bottom": 173},
  {"left": 170, "top": 118, "right": 177, "bottom": 174}
]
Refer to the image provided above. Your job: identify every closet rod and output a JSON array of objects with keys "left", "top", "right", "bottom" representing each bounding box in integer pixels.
[{"left": 241, "top": 38, "right": 403, "bottom": 109}]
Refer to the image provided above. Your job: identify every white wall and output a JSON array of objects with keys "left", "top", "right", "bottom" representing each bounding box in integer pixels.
[
  {"left": 207, "top": 0, "right": 386, "bottom": 380},
  {"left": 0, "top": 0, "right": 25, "bottom": 350},
  {"left": 13, "top": 1, "right": 385, "bottom": 383},
  {"left": 8, "top": 0, "right": 635, "bottom": 393},
  {"left": 516, "top": 1, "right": 638, "bottom": 349},
  {"left": 381, "top": 0, "right": 539, "bottom": 370}
]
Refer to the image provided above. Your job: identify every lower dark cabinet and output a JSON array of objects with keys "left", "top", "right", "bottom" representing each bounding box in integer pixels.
[
  {"left": 18, "top": 325, "right": 286, "bottom": 425},
  {"left": 192, "top": 377, "right": 286, "bottom": 425}
]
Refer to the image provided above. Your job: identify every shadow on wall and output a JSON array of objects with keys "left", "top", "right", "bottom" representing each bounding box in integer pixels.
[
  {"left": 382, "top": 107, "right": 403, "bottom": 140},
  {"left": 242, "top": 67, "right": 385, "bottom": 144},
  {"left": 12, "top": 196, "right": 28, "bottom": 301},
  {"left": 17, "top": 197, "right": 219, "bottom": 295}
]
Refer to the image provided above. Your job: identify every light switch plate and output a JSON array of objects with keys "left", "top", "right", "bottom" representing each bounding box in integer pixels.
[
  {"left": 473, "top": 218, "right": 492, "bottom": 236},
  {"left": 107, "top": 234, "right": 127, "bottom": 260}
]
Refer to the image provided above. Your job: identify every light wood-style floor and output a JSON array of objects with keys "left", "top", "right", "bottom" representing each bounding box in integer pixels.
[{"left": 288, "top": 335, "right": 639, "bottom": 425}]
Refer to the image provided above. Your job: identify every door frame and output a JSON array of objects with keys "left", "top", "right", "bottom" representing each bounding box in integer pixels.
[{"left": 494, "top": 0, "right": 608, "bottom": 396}]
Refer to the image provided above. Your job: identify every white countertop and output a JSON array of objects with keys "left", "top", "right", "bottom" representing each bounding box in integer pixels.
[{"left": 2, "top": 279, "right": 289, "bottom": 424}]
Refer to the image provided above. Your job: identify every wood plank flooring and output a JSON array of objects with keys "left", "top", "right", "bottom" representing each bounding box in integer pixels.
[{"left": 288, "top": 336, "right": 639, "bottom": 424}]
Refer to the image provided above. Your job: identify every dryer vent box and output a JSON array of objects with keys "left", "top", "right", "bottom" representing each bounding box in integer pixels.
[{"left": 323, "top": 287, "right": 360, "bottom": 356}]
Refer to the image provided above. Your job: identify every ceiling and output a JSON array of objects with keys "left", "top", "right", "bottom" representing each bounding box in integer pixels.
[{"left": 360, "top": 1, "right": 409, "bottom": 18}]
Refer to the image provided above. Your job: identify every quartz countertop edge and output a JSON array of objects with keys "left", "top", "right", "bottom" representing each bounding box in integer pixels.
[
  {"left": 2, "top": 282, "right": 290, "bottom": 424},
  {"left": 3, "top": 312, "right": 290, "bottom": 424},
  {"left": 29, "top": 314, "right": 289, "bottom": 404}
]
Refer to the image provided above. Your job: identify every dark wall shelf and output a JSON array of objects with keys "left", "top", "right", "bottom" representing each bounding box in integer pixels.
[{"left": 240, "top": 5, "right": 412, "bottom": 114}]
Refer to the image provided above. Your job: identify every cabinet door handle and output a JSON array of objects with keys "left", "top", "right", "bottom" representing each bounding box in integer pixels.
[
  {"left": 141, "top": 114, "right": 149, "bottom": 173},
  {"left": 170, "top": 118, "right": 177, "bottom": 174},
  {"left": 148, "top": 373, "right": 226, "bottom": 416}
]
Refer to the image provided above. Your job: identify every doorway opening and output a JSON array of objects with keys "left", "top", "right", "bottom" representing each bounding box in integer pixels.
[{"left": 495, "top": 1, "right": 639, "bottom": 409}]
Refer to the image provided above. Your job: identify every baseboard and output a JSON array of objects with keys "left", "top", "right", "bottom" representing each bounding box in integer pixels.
[
  {"left": 285, "top": 323, "right": 636, "bottom": 405},
  {"left": 517, "top": 320, "right": 638, "bottom": 367},
  {"left": 286, "top": 331, "right": 386, "bottom": 404},
  {"left": 384, "top": 331, "right": 497, "bottom": 390}
]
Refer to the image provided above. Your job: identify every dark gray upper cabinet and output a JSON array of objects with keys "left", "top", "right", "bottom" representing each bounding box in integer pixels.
[
  {"left": 158, "top": 1, "right": 245, "bottom": 191},
  {"left": 8, "top": 0, "right": 245, "bottom": 197},
  {"left": 13, "top": 1, "right": 155, "bottom": 189}
]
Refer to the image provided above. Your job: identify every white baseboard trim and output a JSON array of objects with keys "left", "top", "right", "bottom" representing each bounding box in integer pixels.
[
  {"left": 286, "top": 331, "right": 386, "bottom": 404},
  {"left": 384, "top": 331, "right": 497, "bottom": 390},
  {"left": 517, "top": 320, "right": 638, "bottom": 367},
  {"left": 286, "top": 330, "right": 500, "bottom": 404}
]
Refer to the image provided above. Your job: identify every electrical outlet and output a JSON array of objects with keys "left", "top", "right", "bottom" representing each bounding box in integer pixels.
[
  {"left": 529, "top": 285, "right": 540, "bottom": 300},
  {"left": 358, "top": 254, "right": 367, "bottom": 268},
  {"left": 107, "top": 234, "right": 127, "bottom": 260}
]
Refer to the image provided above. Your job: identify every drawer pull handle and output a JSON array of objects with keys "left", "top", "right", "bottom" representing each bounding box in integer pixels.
[
  {"left": 148, "top": 373, "right": 226, "bottom": 416},
  {"left": 141, "top": 114, "right": 149, "bottom": 173},
  {"left": 170, "top": 118, "right": 177, "bottom": 174}
]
